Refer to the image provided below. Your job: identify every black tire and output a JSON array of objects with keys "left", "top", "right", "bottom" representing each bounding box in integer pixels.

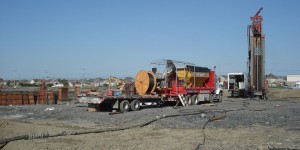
[
  {"left": 262, "top": 93, "right": 268, "bottom": 100},
  {"left": 191, "top": 95, "right": 199, "bottom": 105},
  {"left": 120, "top": 100, "right": 130, "bottom": 112},
  {"left": 130, "top": 100, "right": 140, "bottom": 111},
  {"left": 157, "top": 100, "right": 165, "bottom": 107},
  {"left": 218, "top": 93, "right": 223, "bottom": 102},
  {"left": 185, "top": 94, "right": 192, "bottom": 106},
  {"left": 209, "top": 94, "right": 214, "bottom": 103}
]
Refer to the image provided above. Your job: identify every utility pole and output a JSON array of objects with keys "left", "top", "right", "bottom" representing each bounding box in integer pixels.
[
  {"left": 218, "top": 63, "right": 221, "bottom": 83},
  {"left": 13, "top": 70, "right": 16, "bottom": 87},
  {"left": 81, "top": 68, "right": 86, "bottom": 87},
  {"left": 44, "top": 70, "right": 48, "bottom": 81}
]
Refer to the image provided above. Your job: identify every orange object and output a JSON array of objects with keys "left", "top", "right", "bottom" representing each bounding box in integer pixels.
[{"left": 134, "top": 70, "right": 156, "bottom": 96}]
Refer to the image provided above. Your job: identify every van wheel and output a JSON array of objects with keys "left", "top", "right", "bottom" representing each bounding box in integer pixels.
[{"left": 185, "top": 95, "right": 192, "bottom": 106}]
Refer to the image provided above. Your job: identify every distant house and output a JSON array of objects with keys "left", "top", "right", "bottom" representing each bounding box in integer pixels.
[
  {"left": 74, "top": 81, "right": 82, "bottom": 87},
  {"left": 52, "top": 83, "right": 64, "bottom": 87},
  {"left": 29, "top": 79, "right": 36, "bottom": 84},
  {"left": 219, "top": 75, "right": 227, "bottom": 83},
  {"left": 68, "top": 82, "right": 74, "bottom": 87},
  {"left": 267, "top": 73, "right": 286, "bottom": 87},
  {"left": 99, "top": 80, "right": 108, "bottom": 86}
]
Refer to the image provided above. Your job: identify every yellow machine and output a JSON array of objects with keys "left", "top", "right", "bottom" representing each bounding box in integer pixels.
[
  {"left": 177, "top": 66, "right": 210, "bottom": 87},
  {"left": 108, "top": 76, "right": 123, "bottom": 90}
]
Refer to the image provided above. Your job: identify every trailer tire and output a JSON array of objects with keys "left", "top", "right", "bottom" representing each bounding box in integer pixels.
[
  {"left": 191, "top": 95, "right": 199, "bottom": 105},
  {"left": 185, "top": 95, "right": 192, "bottom": 106},
  {"left": 130, "top": 100, "right": 140, "bottom": 111},
  {"left": 120, "top": 100, "right": 130, "bottom": 112}
]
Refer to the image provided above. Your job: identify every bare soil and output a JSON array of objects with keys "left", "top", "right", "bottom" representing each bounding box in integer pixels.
[{"left": 0, "top": 88, "right": 300, "bottom": 150}]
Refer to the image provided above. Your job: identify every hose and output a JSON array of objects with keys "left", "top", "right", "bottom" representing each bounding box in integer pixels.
[
  {"left": 0, "top": 101, "right": 250, "bottom": 149},
  {"left": 194, "top": 100, "right": 251, "bottom": 149},
  {"left": 0, "top": 111, "right": 217, "bottom": 146}
]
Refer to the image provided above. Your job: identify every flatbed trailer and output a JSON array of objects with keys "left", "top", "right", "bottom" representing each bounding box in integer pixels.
[
  {"left": 78, "top": 94, "right": 162, "bottom": 112},
  {"left": 79, "top": 59, "right": 223, "bottom": 112},
  {"left": 79, "top": 88, "right": 222, "bottom": 112}
]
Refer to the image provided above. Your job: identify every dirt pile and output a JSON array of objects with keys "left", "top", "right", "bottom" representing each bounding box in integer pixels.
[{"left": 268, "top": 88, "right": 300, "bottom": 100}]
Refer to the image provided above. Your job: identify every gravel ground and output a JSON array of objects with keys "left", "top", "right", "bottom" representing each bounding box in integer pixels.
[{"left": 0, "top": 96, "right": 300, "bottom": 149}]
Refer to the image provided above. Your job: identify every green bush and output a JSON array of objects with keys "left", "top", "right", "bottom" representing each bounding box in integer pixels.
[{"left": 19, "top": 83, "right": 39, "bottom": 87}]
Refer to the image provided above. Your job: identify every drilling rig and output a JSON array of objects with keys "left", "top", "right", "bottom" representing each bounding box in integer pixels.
[{"left": 247, "top": 7, "right": 268, "bottom": 99}]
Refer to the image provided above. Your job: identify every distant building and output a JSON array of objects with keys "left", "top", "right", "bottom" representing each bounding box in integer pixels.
[
  {"left": 52, "top": 83, "right": 63, "bottom": 87},
  {"left": 219, "top": 75, "right": 227, "bottom": 83},
  {"left": 29, "top": 79, "right": 40, "bottom": 85},
  {"left": 69, "top": 82, "right": 74, "bottom": 87},
  {"left": 287, "top": 75, "right": 300, "bottom": 86},
  {"left": 287, "top": 75, "right": 300, "bottom": 82},
  {"left": 266, "top": 74, "right": 285, "bottom": 87}
]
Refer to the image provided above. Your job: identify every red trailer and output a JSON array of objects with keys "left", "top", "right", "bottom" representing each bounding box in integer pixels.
[
  {"left": 150, "top": 60, "right": 222, "bottom": 106},
  {"left": 79, "top": 59, "right": 222, "bottom": 112}
]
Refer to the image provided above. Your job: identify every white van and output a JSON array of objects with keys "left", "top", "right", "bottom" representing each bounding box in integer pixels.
[{"left": 292, "top": 82, "right": 300, "bottom": 89}]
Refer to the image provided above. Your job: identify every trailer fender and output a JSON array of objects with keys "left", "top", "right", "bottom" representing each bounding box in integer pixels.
[{"left": 112, "top": 100, "right": 119, "bottom": 109}]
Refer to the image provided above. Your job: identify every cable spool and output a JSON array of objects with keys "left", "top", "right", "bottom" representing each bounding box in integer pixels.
[{"left": 134, "top": 70, "right": 157, "bottom": 96}]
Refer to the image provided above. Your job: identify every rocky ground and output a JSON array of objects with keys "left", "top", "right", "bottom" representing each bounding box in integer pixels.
[{"left": 0, "top": 89, "right": 300, "bottom": 150}]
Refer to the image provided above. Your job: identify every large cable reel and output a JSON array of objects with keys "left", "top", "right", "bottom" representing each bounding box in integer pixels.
[{"left": 134, "top": 70, "right": 156, "bottom": 96}]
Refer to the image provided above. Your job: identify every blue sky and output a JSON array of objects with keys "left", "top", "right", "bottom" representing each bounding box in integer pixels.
[{"left": 1, "top": 0, "right": 300, "bottom": 79}]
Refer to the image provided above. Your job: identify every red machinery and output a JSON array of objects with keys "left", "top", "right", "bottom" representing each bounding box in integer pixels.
[
  {"left": 149, "top": 59, "right": 222, "bottom": 105},
  {"left": 247, "top": 7, "right": 268, "bottom": 99},
  {"left": 250, "top": 7, "right": 263, "bottom": 35}
]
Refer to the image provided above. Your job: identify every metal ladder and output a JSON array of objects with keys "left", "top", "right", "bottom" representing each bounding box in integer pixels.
[{"left": 178, "top": 94, "right": 186, "bottom": 106}]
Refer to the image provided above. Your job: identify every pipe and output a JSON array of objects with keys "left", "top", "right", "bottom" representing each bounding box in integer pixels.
[
  {"left": 208, "top": 114, "right": 227, "bottom": 122},
  {"left": 249, "top": 108, "right": 266, "bottom": 111}
]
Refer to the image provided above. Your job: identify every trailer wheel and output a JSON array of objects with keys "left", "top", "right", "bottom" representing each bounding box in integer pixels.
[
  {"left": 191, "top": 95, "right": 199, "bottom": 105},
  {"left": 120, "top": 100, "right": 130, "bottom": 112},
  {"left": 185, "top": 95, "right": 192, "bottom": 106},
  {"left": 130, "top": 100, "right": 140, "bottom": 111}
]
